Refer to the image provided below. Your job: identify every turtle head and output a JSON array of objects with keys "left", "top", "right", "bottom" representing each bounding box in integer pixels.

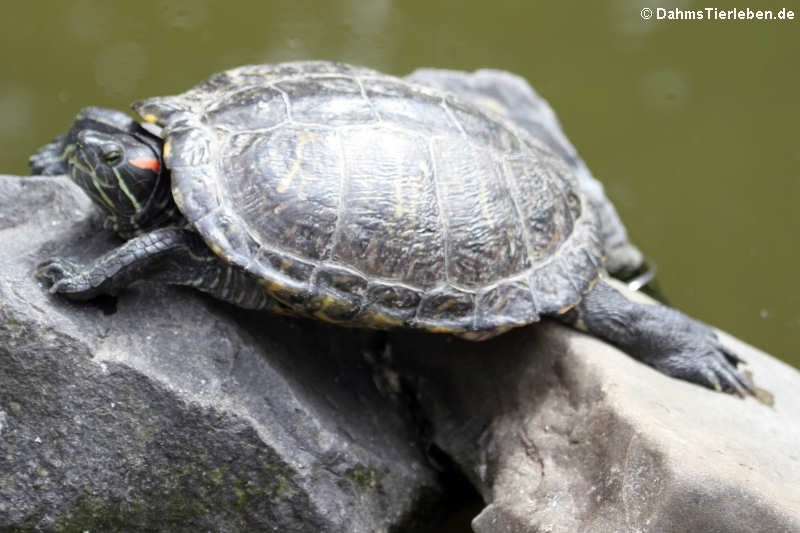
[{"left": 31, "top": 107, "right": 177, "bottom": 238}]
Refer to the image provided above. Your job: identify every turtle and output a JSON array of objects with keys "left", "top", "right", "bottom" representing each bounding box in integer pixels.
[{"left": 29, "top": 60, "right": 751, "bottom": 395}]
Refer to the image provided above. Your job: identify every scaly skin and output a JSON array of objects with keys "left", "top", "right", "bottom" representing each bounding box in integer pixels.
[
  {"left": 37, "top": 228, "right": 283, "bottom": 313},
  {"left": 561, "top": 279, "right": 753, "bottom": 396}
]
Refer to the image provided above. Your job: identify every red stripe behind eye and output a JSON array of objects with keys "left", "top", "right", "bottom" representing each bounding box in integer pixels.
[{"left": 128, "top": 157, "right": 161, "bottom": 173}]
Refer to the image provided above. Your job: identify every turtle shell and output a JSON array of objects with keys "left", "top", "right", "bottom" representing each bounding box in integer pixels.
[{"left": 132, "top": 61, "right": 602, "bottom": 338}]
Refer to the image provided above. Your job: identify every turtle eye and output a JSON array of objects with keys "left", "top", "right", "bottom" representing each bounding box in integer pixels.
[{"left": 102, "top": 148, "right": 123, "bottom": 166}]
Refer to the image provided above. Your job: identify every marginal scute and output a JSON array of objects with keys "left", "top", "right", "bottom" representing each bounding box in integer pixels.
[
  {"left": 529, "top": 253, "right": 589, "bottom": 316},
  {"left": 233, "top": 61, "right": 379, "bottom": 80},
  {"left": 132, "top": 96, "right": 192, "bottom": 127},
  {"left": 251, "top": 250, "right": 314, "bottom": 311},
  {"left": 310, "top": 265, "right": 369, "bottom": 322},
  {"left": 364, "top": 282, "right": 421, "bottom": 324},
  {"left": 253, "top": 247, "right": 315, "bottom": 290},
  {"left": 558, "top": 227, "right": 601, "bottom": 297},
  {"left": 477, "top": 280, "right": 537, "bottom": 330},
  {"left": 194, "top": 70, "right": 234, "bottom": 94},
  {"left": 315, "top": 264, "right": 368, "bottom": 298},
  {"left": 194, "top": 212, "right": 260, "bottom": 269},
  {"left": 416, "top": 286, "right": 476, "bottom": 331}
]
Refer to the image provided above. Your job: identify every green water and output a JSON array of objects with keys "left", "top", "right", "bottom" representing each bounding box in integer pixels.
[{"left": 2, "top": 0, "right": 797, "bottom": 363}]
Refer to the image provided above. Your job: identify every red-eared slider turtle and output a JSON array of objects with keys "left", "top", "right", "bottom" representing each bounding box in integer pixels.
[{"left": 30, "top": 61, "right": 751, "bottom": 395}]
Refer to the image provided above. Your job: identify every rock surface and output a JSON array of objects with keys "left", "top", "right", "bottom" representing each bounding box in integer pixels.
[
  {"left": 392, "top": 312, "right": 800, "bottom": 533},
  {"left": 0, "top": 175, "right": 444, "bottom": 532}
]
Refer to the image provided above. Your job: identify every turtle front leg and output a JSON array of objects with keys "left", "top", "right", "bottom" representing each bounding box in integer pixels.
[
  {"left": 559, "top": 279, "right": 754, "bottom": 396},
  {"left": 38, "top": 228, "right": 280, "bottom": 311}
]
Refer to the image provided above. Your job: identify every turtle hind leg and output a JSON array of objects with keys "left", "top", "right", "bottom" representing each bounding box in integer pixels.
[
  {"left": 37, "top": 227, "right": 287, "bottom": 313},
  {"left": 558, "top": 279, "right": 754, "bottom": 396}
]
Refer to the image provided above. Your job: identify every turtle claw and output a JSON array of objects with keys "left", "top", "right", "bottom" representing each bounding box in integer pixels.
[
  {"left": 569, "top": 280, "right": 757, "bottom": 397},
  {"left": 707, "top": 354, "right": 750, "bottom": 397},
  {"left": 50, "top": 278, "right": 80, "bottom": 295},
  {"left": 720, "top": 344, "right": 747, "bottom": 366},
  {"left": 707, "top": 336, "right": 754, "bottom": 395},
  {"left": 36, "top": 258, "right": 91, "bottom": 296},
  {"left": 630, "top": 311, "right": 755, "bottom": 397},
  {"left": 697, "top": 365, "right": 722, "bottom": 392},
  {"left": 650, "top": 340, "right": 754, "bottom": 397},
  {"left": 37, "top": 258, "right": 77, "bottom": 283}
]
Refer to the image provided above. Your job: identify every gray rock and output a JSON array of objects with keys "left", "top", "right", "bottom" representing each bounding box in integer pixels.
[
  {"left": 0, "top": 175, "right": 443, "bottom": 532},
  {"left": 405, "top": 67, "right": 644, "bottom": 277},
  {"left": 4, "top": 174, "right": 798, "bottom": 533},
  {"left": 391, "top": 310, "right": 800, "bottom": 532}
]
